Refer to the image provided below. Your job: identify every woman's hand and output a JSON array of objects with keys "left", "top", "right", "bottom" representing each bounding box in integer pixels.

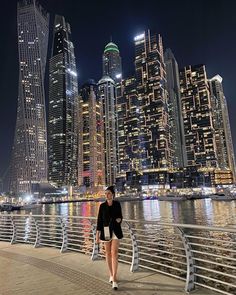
[
  {"left": 96, "top": 231, "right": 100, "bottom": 244},
  {"left": 116, "top": 218, "right": 121, "bottom": 223}
]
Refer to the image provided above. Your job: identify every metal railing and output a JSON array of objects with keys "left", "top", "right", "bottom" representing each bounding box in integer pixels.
[{"left": 0, "top": 213, "right": 236, "bottom": 294}]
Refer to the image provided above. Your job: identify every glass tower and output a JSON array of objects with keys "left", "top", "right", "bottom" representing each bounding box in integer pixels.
[
  {"left": 102, "top": 41, "right": 122, "bottom": 83},
  {"left": 209, "top": 75, "right": 236, "bottom": 182},
  {"left": 98, "top": 76, "right": 117, "bottom": 186},
  {"left": 48, "top": 15, "right": 78, "bottom": 187},
  {"left": 164, "top": 48, "right": 186, "bottom": 168},
  {"left": 10, "top": 0, "right": 49, "bottom": 195}
]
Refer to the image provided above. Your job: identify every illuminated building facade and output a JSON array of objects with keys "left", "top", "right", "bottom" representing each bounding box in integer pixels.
[
  {"left": 10, "top": 0, "right": 49, "bottom": 195},
  {"left": 134, "top": 30, "right": 172, "bottom": 187},
  {"left": 116, "top": 77, "right": 141, "bottom": 189},
  {"left": 78, "top": 80, "right": 105, "bottom": 193},
  {"left": 98, "top": 76, "right": 117, "bottom": 186},
  {"left": 164, "top": 48, "right": 186, "bottom": 168},
  {"left": 102, "top": 41, "right": 122, "bottom": 82},
  {"left": 179, "top": 65, "right": 217, "bottom": 170},
  {"left": 209, "top": 75, "right": 236, "bottom": 183},
  {"left": 48, "top": 15, "right": 78, "bottom": 187}
]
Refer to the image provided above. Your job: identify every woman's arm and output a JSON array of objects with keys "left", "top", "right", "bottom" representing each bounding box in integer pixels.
[
  {"left": 96, "top": 204, "right": 103, "bottom": 243},
  {"left": 115, "top": 201, "right": 123, "bottom": 223}
]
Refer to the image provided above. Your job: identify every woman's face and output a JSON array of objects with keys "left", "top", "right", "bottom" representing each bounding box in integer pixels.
[{"left": 105, "top": 190, "right": 113, "bottom": 201}]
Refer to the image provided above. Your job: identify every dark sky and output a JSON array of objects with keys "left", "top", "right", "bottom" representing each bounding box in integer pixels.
[{"left": 1, "top": 0, "right": 236, "bottom": 177}]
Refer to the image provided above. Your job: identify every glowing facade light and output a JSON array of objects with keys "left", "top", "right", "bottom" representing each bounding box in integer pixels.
[
  {"left": 67, "top": 68, "right": 77, "bottom": 77},
  {"left": 134, "top": 33, "right": 145, "bottom": 41}
]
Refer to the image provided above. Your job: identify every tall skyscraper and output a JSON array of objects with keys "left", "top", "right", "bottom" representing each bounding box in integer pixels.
[
  {"left": 164, "top": 48, "right": 186, "bottom": 168},
  {"left": 48, "top": 15, "right": 78, "bottom": 188},
  {"left": 134, "top": 30, "right": 171, "bottom": 186},
  {"left": 179, "top": 65, "right": 217, "bottom": 169},
  {"left": 78, "top": 80, "right": 105, "bottom": 193},
  {"left": 98, "top": 76, "right": 117, "bottom": 186},
  {"left": 10, "top": 0, "right": 49, "bottom": 195},
  {"left": 209, "top": 75, "right": 236, "bottom": 182},
  {"left": 116, "top": 77, "right": 141, "bottom": 190},
  {"left": 102, "top": 41, "right": 122, "bottom": 83}
]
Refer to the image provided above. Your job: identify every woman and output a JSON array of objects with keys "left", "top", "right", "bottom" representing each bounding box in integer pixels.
[{"left": 96, "top": 186, "right": 123, "bottom": 290}]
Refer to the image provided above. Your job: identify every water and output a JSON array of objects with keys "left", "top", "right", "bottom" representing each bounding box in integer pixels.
[{"left": 29, "top": 198, "right": 236, "bottom": 227}]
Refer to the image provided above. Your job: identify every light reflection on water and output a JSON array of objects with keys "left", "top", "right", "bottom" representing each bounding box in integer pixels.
[{"left": 28, "top": 199, "right": 236, "bottom": 227}]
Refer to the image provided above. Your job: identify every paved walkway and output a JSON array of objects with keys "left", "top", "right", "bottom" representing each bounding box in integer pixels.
[{"left": 0, "top": 242, "right": 214, "bottom": 295}]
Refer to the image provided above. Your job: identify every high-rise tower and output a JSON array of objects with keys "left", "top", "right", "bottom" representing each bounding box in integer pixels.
[
  {"left": 134, "top": 30, "right": 171, "bottom": 186},
  {"left": 179, "top": 65, "right": 217, "bottom": 169},
  {"left": 164, "top": 48, "right": 186, "bottom": 168},
  {"left": 78, "top": 80, "right": 105, "bottom": 193},
  {"left": 10, "top": 0, "right": 49, "bottom": 195},
  {"left": 48, "top": 15, "right": 78, "bottom": 187},
  {"left": 209, "top": 75, "right": 236, "bottom": 182},
  {"left": 116, "top": 77, "right": 141, "bottom": 188},
  {"left": 98, "top": 76, "right": 117, "bottom": 186},
  {"left": 102, "top": 41, "right": 122, "bottom": 83}
]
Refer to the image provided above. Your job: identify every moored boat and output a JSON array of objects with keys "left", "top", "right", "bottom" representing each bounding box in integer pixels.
[
  {"left": 209, "top": 193, "right": 236, "bottom": 201},
  {"left": 0, "top": 203, "right": 21, "bottom": 211}
]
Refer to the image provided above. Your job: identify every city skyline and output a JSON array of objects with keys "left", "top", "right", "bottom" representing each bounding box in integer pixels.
[{"left": 1, "top": 0, "right": 236, "bottom": 178}]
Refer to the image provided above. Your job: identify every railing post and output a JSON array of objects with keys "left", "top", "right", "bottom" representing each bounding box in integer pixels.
[
  {"left": 91, "top": 223, "right": 99, "bottom": 260},
  {"left": 60, "top": 217, "right": 68, "bottom": 253},
  {"left": 126, "top": 221, "right": 139, "bottom": 272},
  {"left": 177, "top": 227, "right": 195, "bottom": 292},
  {"left": 33, "top": 218, "right": 41, "bottom": 248},
  {"left": 10, "top": 216, "right": 16, "bottom": 245}
]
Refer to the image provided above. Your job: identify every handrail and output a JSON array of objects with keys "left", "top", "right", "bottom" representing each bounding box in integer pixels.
[
  {"left": 3, "top": 214, "right": 236, "bottom": 232},
  {"left": 0, "top": 213, "right": 236, "bottom": 294}
]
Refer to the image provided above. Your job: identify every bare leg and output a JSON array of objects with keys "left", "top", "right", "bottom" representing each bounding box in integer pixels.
[
  {"left": 104, "top": 242, "right": 113, "bottom": 277},
  {"left": 111, "top": 239, "right": 120, "bottom": 282}
]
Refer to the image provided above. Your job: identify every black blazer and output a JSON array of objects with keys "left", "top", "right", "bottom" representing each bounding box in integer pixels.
[{"left": 96, "top": 200, "right": 123, "bottom": 241}]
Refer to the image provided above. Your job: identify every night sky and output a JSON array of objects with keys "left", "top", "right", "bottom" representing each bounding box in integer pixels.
[{"left": 1, "top": 0, "right": 236, "bottom": 178}]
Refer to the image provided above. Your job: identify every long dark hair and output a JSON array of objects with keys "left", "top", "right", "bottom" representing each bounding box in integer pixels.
[{"left": 106, "top": 185, "right": 115, "bottom": 197}]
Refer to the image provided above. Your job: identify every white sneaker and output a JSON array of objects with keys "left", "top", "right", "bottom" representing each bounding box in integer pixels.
[
  {"left": 112, "top": 281, "right": 118, "bottom": 290},
  {"left": 109, "top": 276, "right": 113, "bottom": 283}
]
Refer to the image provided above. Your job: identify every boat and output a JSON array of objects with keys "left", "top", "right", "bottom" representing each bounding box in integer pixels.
[
  {"left": 158, "top": 195, "right": 188, "bottom": 201},
  {"left": 20, "top": 202, "right": 42, "bottom": 210},
  {"left": 0, "top": 203, "right": 21, "bottom": 211},
  {"left": 209, "top": 193, "right": 236, "bottom": 201}
]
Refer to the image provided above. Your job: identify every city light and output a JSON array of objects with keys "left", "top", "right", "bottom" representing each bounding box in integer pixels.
[
  {"left": 67, "top": 68, "right": 77, "bottom": 77},
  {"left": 134, "top": 33, "right": 145, "bottom": 41}
]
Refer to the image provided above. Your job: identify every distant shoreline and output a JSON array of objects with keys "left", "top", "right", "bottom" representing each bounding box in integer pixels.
[{"left": 40, "top": 195, "right": 209, "bottom": 205}]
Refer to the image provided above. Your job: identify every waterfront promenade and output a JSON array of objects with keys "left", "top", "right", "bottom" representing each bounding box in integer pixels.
[{"left": 0, "top": 242, "right": 214, "bottom": 295}]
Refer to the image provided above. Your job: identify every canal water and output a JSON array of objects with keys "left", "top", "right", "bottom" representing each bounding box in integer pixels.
[{"left": 29, "top": 198, "right": 236, "bottom": 227}]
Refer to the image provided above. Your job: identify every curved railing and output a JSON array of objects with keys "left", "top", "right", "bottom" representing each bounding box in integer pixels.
[{"left": 0, "top": 213, "right": 236, "bottom": 294}]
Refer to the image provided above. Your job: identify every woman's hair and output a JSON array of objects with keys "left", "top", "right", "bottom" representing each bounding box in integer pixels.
[{"left": 106, "top": 185, "right": 115, "bottom": 196}]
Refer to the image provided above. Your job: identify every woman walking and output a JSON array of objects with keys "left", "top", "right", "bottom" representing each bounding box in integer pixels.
[{"left": 96, "top": 186, "right": 123, "bottom": 290}]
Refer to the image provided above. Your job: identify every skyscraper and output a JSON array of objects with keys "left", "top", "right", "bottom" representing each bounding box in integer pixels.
[
  {"left": 179, "top": 65, "right": 217, "bottom": 169},
  {"left": 48, "top": 15, "right": 78, "bottom": 187},
  {"left": 116, "top": 77, "right": 142, "bottom": 191},
  {"left": 164, "top": 48, "right": 186, "bottom": 168},
  {"left": 209, "top": 75, "right": 236, "bottom": 182},
  {"left": 78, "top": 80, "right": 105, "bottom": 193},
  {"left": 10, "top": 0, "right": 49, "bottom": 195},
  {"left": 134, "top": 30, "right": 171, "bottom": 187},
  {"left": 102, "top": 41, "right": 122, "bottom": 83},
  {"left": 98, "top": 76, "right": 117, "bottom": 186}
]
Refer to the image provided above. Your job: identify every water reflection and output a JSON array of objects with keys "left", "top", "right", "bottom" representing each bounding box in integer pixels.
[{"left": 27, "top": 199, "right": 236, "bottom": 226}]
